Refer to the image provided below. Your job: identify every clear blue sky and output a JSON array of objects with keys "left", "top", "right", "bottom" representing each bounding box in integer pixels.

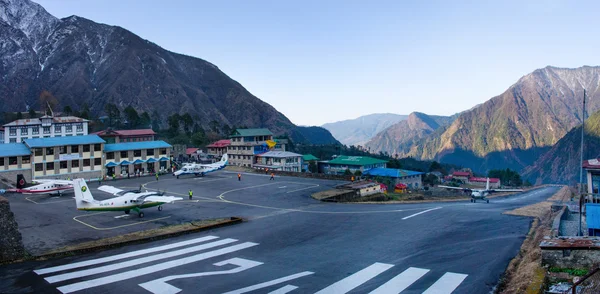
[{"left": 36, "top": 0, "right": 600, "bottom": 126}]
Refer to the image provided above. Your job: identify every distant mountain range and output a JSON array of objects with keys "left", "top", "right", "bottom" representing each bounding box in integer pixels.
[
  {"left": 322, "top": 113, "right": 407, "bottom": 146},
  {"left": 365, "top": 112, "right": 457, "bottom": 156},
  {"left": 0, "top": 0, "right": 337, "bottom": 145}
]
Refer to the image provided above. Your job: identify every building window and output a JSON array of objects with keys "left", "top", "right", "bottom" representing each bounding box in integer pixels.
[
  {"left": 9, "top": 127, "right": 16, "bottom": 136},
  {"left": 43, "top": 126, "right": 50, "bottom": 134},
  {"left": 46, "top": 147, "right": 54, "bottom": 155},
  {"left": 83, "top": 145, "right": 90, "bottom": 152},
  {"left": 160, "top": 148, "right": 167, "bottom": 155},
  {"left": 94, "top": 158, "right": 101, "bottom": 166},
  {"left": 60, "top": 161, "right": 67, "bottom": 169},
  {"left": 147, "top": 149, "right": 154, "bottom": 156},
  {"left": 72, "top": 160, "right": 80, "bottom": 168},
  {"left": 120, "top": 151, "right": 127, "bottom": 158},
  {"left": 65, "top": 125, "right": 72, "bottom": 132},
  {"left": 83, "top": 159, "right": 90, "bottom": 167},
  {"left": 35, "top": 163, "right": 43, "bottom": 171},
  {"left": 32, "top": 127, "right": 39, "bottom": 135},
  {"left": 76, "top": 124, "right": 83, "bottom": 132},
  {"left": 59, "top": 146, "right": 67, "bottom": 154},
  {"left": 22, "top": 156, "right": 30, "bottom": 164},
  {"left": 54, "top": 125, "right": 61, "bottom": 133},
  {"left": 72, "top": 145, "right": 79, "bottom": 153},
  {"left": 46, "top": 162, "right": 54, "bottom": 170},
  {"left": 34, "top": 149, "right": 42, "bottom": 156},
  {"left": 20, "top": 128, "right": 28, "bottom": 135},
  {"left": 107, "top": 152, "right": 115, "bottom": 160},
  {"left": 133, "top": 150, "right": 141, "bottom": 157},
  {"left": 9, "top": 157, "right": 17, "bottom": 165},
  {"left": 94, "top": 144, "right": 101, "bottom": 151},
  {"left": 9, "top": 138, "right": 16, "bottom": 143}
]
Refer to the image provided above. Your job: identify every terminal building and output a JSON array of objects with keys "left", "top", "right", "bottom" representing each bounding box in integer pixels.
[
  {"left": 104, "top": 141, "right": 171, "bottom": 177},
  {"left": 2, "top": 114, "right": 89, "bottom": 143},
  {"left": 0, "top": 143, "right": 32, "bottom": 182}
]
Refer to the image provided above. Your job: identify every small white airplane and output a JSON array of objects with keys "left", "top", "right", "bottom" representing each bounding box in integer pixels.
[
  {"left": 9, "top": 179, "right": 74, "bottom": 196},
  {"left": 173, "top": 154, "right": 228, "bottom": 179},
  {"left": 73, "top": 178, "right": 182, "bottom": 218},
  {"left": 438, "top": 178, "right": 523, "bottom": 203}
]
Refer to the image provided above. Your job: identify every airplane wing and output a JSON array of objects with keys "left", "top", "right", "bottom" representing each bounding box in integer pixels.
[
  {"left": 490, "top": 188, "right": 524, "bottom": 193},
  {"left": 98, "top": 185, "right": 125, "bottom": 195},
  {"left": 52, "top": 180, "right": 74, "bottom": 185},
  {"left": 142, "top": 196, "right": 182, "bottom": 203},
  {"left": 438, "top": 185, "right": 471, "bottom": 191}
]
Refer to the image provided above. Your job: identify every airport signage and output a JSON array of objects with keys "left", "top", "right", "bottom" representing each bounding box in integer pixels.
[{"left": 59, "top": 154, "right": 80, "bottom": 161}]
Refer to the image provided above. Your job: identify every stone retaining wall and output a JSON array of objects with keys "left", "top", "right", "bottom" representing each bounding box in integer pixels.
[{"left": 0, "top": 196, "right": 25, "bottom": 262}]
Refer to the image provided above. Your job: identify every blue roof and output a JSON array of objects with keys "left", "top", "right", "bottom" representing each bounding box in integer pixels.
[
  {"left": 133, "top": 159, "right": 145, "bottom": 164},
  {"left": 363, "top": 168, "right": 424, "bottom": 178},
  {"left": 0, "top": 143, "right": 31, "bottom": 157},
  {"left": 104, "top": 141, "right": 171, "bottom": 152},
  {"left": 587, "top": 204, "right": 600, "bottom": 229},
  {"left": 147, "top": 158, "right": 158, "bottom": 163},
  {"left": 105, "top": 162, "right": 118, "bottom": 167},
  {"left": 24, "top": 135, "right": 105, "bottom": 148}
]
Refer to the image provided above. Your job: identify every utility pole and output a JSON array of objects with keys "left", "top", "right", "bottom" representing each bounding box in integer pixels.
[{"left": 579, "top": 89, "right": 586, "bottom": 236}]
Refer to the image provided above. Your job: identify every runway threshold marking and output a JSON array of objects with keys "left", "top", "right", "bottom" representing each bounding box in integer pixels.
[
  {"left": 422, "top": 272, "right": 468, "bottom": 294},
  {"left": 72, "top": 212, "right": 171, "bottom": 230},
  {"left": 315, "top": 262, "right": 394, "bottom": 294},
  {"left": 401, "top": 207, "right": 443, "bottom": 220},
  {"left": 369, "top": 267, "right": 429, "bottom": 294}
]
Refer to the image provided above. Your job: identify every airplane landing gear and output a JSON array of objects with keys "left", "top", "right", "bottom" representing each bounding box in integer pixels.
[
  {"left": 138, "top": 212, "right": 144, "bottom": 218},
  {"left": 486, "top": 199, "right": 489, "bottom": 203},
  {"left": 158, "top": 206, "right": 163, "bottom": 211},
  {"left": 124, "top": 210, "right": 130, "bottom": 214},
  {"left": 176, "top": 175, "right": 179, "bottom": 179}
]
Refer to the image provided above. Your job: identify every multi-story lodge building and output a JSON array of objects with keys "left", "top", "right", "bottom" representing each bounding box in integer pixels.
[{"left": 3, "top": 115, "right": 89, "bottom": 143}]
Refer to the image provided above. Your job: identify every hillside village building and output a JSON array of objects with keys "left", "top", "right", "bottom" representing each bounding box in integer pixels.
[
  {"left": 254, "top": 151, "right": 303, "bottom": 172},
  {"left": 92, "top": 129, "right": 156, "bottom": 143},
  {"left": 363, "top": 168, "right": 424, "bottom": 189},
  {"left": 318, "top": 156, "right": 388, "bottom": 175},
  {"left": 3, "top": 115, "right": 89, "bottom": 144},
  {"left": 206, "top": 139, "right": 231, "bottom": 160},
  {"left": 226, "top": 128, "right": 289, "bottom": 167}
]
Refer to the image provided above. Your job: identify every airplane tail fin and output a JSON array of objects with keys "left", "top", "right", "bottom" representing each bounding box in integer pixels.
[
  {"left": 486, "top": 178, "right": 490, "bottom": 190},
  {"left": 72, "top": 178, "right": 95, "bottom": 208},
  {"left": 16, "top": 174, "right": 26, "bottom": 189},
  {"left": 220, "top": 154, "right": 228, "bottom": 165}
]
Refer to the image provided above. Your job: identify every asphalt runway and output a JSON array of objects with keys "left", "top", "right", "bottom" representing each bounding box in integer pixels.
[{"left": 0, "top": 171, "right": 562, "bottom": 293}]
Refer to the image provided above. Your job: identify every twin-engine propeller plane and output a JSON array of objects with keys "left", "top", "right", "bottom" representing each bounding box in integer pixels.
[
  {"left": 173, "top": 154, "right": 228, "bottom": 179},
  {"left": 6, "top": 177, "right": 74, "bottom": 196},
  {"left": 73, "top": 178, "right": 182, "bottom": 218},
  {"left": 438, "top": 178, "right": 523, "bottom": 203}
]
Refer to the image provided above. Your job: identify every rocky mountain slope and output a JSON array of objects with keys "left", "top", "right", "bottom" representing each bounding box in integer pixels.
[
  {"left": 0, "top": 0, "right": 336, "bottom": 143},
  {"left": 322, "top": 113, "right": 407, "bottom": 146},
  {"left": 399, "top": 66, "right": 600, "bottom": 172},
  {"left": 365, "top": 112, "right": 456, "bottom": 155},
  {"left": 522, "top": 109, "right": 600, "bottom": 185}
]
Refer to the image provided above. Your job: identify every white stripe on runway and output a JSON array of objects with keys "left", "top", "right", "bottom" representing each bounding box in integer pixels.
[
  {"left": 315, "top": 263, "right": 394, "bottom": 294},
  {"left": 369, "top": 267, "right": 430, "bottom": 294},
  {"left": 422, "top": 272, "right": 468, "bottom": 294},
  {"left": 46, "top": 238, "right": 237, "bottom": 283},
  {"left": 401, "top": 207, "right": 442, "bottom": 220},
  {"left": 34, "top": 235, "right": 219, "bottom": 275},
  {"left": 222, "top": 271, "right": 314, "bottom": 294},
  {"left": 57, "top": 242, "right": 259, "bottom": 294},
  {"left": 268, "top": 285, "right": 299, "bottom": 294}
]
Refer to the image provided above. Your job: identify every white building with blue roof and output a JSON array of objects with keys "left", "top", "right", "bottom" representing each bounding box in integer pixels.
[
  {"left": 0, "top": 143, "right": 32, "bottom": 182},
  {"left": 362, "top": 167, "right": 424, "bottom": 189},
  {"left": 104, "top": 141, "right": 172, "bottom": 177},
  {"left": 24, "top": 135, "right": 106, "bottom": 180}
]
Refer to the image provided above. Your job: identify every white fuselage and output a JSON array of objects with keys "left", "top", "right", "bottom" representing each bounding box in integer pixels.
[{"left": 17, "top": 182, "right": 73, "bottom": 195}]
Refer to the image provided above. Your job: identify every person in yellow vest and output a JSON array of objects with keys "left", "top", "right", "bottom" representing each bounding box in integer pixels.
[
  {"left": 351, "top": 176, "right": 355, "bottom": 182},
  {"left": 155, "top": 173, "right": 159, "bottom": 181},
  {"left": 238, "top": 173, "right": 241, "bottom": 181},
  {"left": 188, "top": 189, "right": 193, "bottom": 200},
  {"left": 112, "top": 174, "right": 116, "bottom": 181}
]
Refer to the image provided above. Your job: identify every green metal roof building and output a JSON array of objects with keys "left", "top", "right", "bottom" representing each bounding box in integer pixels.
[{"left": 318, "top": 155, "right": 388, "bottom": 175}]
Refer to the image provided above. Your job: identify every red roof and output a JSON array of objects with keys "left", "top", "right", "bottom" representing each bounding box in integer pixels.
[
  {"left": 93, "top": 129, "right": 156, "bottom": 137},
  {"left": 186, "top": 148, "right": 199, "bottom": 155},
  {"left": 469, "top": 177, "right": 500, "bottom": 183},
  {"left": 452, "top": 171, "right": 471, "bottom": 177},
  {"left": 583, "top": 159, "right": 600, "bottom": 169},
  {"left": 207, "top": 139, "right": 231, "bottom": 148}
]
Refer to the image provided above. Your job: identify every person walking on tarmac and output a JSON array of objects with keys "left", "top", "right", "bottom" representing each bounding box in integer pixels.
[
  {"left": 188, "top": 189, "right": 193, "bottom": 200},
  {"left": 270, "top": 172, "right": 275, "bottom": 181},
  {"left": 112, "top": 174, "right": 116, "bottom": 181},
  {"left": 238, "top": 173, "right": 242, "bottom": 181},
  {"left": 156, "top": 173, "right": 159, "bottom": 181},
  {"left": 265, "top": 168, "right": 269, "bottom": 175},
  {"left": 351, "top": 176, "right": 355, "bottom": 182}
]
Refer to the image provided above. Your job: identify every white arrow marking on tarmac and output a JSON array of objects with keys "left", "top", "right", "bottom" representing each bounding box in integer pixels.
[
  {"left": 139, "top": 258, "right": 263, "bottom": 294},
  {"left": 278, "top": 186, "right": 287, "bottom": 188},
  {"left": 35, "top": 236, "right": 219, "bottom": 275},
  {"left": 369, "top": 267, "right": 430, "bottom": 294},
  {"left": 57, "top": 242, "right": 259, "bottom": 294},
  {"left": 46, "top": 238, "right": 239, "bottom": 283},
  {"left": 315, "top": 263, "right": 394, "bottom": 294},
  {"left": 401, "top": 207, "right": 442, "bottom": 220},
  {"left": 114, "top": 215, "right": 129, "bottom": 219},
  {"left": 222, "top": 271, "right": 314, "bottom": 294},
  {"left": 422, "top": 272, "right": 468, "bottom": 294}
]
